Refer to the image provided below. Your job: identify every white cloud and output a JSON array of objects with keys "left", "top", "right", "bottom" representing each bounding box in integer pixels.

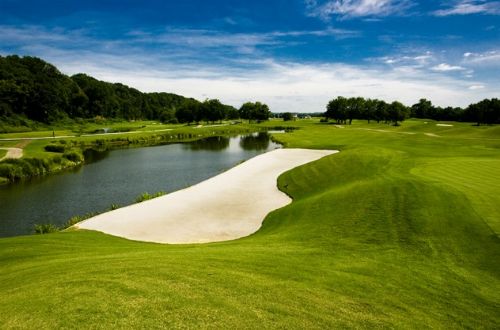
[
  {"left": 462, "top": 50, "right": 500, "bottom": 65},
  {"left": 0, "top": 25, "right": 360, "bottom": 62},
  {"left": 0, "top": 24, "right": 495, "bottom": 111},
  {"left": 433, "top": 1, "right": 500, "bottom": 16},
  {"left": 125, "top": 27, "right": 359, "bottom": 56},
  {"left": 469, "top": 84, "right": 485, "bottom": 89},
  {"left": 379, "top": 51, "right": 434, "bottom": 67},
  {"left": 431, "top": 63, "right": 466, "bottom": 71},
  {"left": 306, "top": 0, "right": 415, "bottom": 19},
  {"left": 33, "top": 48, "right": 489, "bottom": 110},
  {"left": 0, "top": 25, "right": 88, "bottom": 44}
]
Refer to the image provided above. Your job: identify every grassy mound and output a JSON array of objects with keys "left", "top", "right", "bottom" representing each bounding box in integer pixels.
[{"left": 0, "top": 119, "right": 498, "bottom": 328}]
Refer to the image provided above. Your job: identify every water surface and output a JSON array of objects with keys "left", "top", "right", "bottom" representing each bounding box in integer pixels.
[{"left": 0, "top": 133, "right": 280, "bottom": 237}]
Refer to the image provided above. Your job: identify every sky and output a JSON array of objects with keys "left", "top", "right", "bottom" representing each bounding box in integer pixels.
[{"left": 0, "top": 0, "right": 499, "bottom": 112}]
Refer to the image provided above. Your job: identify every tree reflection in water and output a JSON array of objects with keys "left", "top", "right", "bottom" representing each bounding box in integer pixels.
[
  {"left": 239, "top": 132, "right": 270, "bottom": 151},
  {"left": 186, "top": 136, "right": 230, "bottom": 151}
]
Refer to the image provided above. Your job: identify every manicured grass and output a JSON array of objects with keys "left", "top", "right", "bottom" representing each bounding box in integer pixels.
[
  {"left": 0, "top": 149, "right": 7, "bottom": 159},
  {"left": 0, "top": 119, "right": 498, "bottom": 328}
]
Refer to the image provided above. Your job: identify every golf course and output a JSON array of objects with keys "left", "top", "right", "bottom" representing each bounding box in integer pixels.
[{"left": 1, "top": 119, "right": 498, "bottom": 328}]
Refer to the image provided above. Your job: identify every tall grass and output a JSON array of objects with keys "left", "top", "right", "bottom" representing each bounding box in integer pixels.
[{"left": 135, "top": 191, "right": 166, "bottom": 203}]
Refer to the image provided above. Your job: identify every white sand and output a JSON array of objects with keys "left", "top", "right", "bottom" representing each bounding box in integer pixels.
[
  {"left": 0, "top": 148, "right": 23, "bottom": 161},
  {"left": 77, "top": 148, "right": 337, "bottom": 244},
  {"left": 436, "top": 124, "right": 453, "bottom": 127}
]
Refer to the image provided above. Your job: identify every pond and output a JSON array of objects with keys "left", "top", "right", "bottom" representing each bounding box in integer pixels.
[{"left": 0, "top": 133, "right": 280, "bottom": 237}]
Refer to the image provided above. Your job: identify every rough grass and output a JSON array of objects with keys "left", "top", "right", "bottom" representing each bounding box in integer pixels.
[{"left": 0, "top": 119, "right": 498, "bottom": 328}]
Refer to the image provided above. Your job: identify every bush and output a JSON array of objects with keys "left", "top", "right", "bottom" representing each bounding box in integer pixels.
[
  {"left": 63, "top": 150, "right": 84, "bottom": 163},
  {"left": 45, "top": 144, "right": 65, "bottom": 153},
  {"left": 34, "top": 223, "right": 59, "bottom": 234},
  {"left": 52, "top": 156, "right": 62, "bottom": 164},
  {"left": 65, "top": 215, "right": 84, "bottom": 228},
  {"left": 0, "top": 158, "right": 50, "bottom": 181},
  {"left": 0, "top": 163, "right": 16, "bottom": 180},
  {"left": 62, "top": 212, "right": 99, "bottom": 229}
]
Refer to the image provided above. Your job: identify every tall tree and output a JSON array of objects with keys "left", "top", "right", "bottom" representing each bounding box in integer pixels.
[
  {"left": 411, "top": 99, "right": 433, "bottom": 118},
  {"left": 388, "top": 101, "right": 409, "bottom": 126},
  {"left": 239, "top": 101, "right": 271, "bottom": 122},
  {"left": 325, "top": 96, "right": 348, "bottom": 124}
]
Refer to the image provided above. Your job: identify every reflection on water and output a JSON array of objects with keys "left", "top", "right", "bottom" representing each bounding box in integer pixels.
[
  {"left": 0, "top": 133, "right": 281, "bottom": 237},
  {"left": 239, "top": 132, "right": 271, "bottom": 151},
  {"left": 83, "top": 148, "right": 111, "bottom": 163},
  {"left": 185, "top": 136, "right": 230, "bottom": 151},
  {"left": 185, "top": 133, "right": 272, "bottom": 152}
]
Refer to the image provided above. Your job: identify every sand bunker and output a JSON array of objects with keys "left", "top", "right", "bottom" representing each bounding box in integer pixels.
[
  {"left": 77, "top": 148, "right": 337, "bottom": 244},
  {"left": 436, "top": 124, "right": 453, "bottom": 127},
  {"left": 0, "top": 148, "right": 23, "bottom": 161}
]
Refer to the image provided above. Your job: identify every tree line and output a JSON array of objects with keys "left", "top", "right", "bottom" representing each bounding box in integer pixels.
[
  {"left": 2, "top": 55, "right": 498, "bottom": 126},
  {"left": 325, "top": 96, "right": 500, "bottom": 125},
  {"left": 0, "top": 55, "right": 270, "bottom": 125}
]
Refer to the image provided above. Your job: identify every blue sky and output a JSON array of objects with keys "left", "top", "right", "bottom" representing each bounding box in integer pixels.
[{"left": 0, "top": 0, "right": 499, "bottom": 112}]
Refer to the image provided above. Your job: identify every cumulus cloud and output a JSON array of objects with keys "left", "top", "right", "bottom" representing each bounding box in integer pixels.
[
  {"left": 433, "top": 1, "right": 500, "bottom": 16},
  {"left": 305, "top": 0, "right": 415, "bottom": 20}
]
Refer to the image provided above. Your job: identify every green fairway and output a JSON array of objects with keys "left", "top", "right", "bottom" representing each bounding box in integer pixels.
[{"left": 0, "top": 119, "right": 499, "bottom": 328}]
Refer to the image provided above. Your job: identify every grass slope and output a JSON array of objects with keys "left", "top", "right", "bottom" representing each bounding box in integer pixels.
[{"left": 0, "top": 119, "right": 499, "bottom": 328}]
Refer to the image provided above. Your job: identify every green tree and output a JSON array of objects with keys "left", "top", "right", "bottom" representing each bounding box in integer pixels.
[
  {"left": 282, "top": 112, "right": 294, "bottom": 121},
  {"left": 411, "top": 99, "right": 433, "bottom": 118},
  {"left": 239, "top": 102, "right": 271, "bottom": 122},
  {"left": 372, "top": 100, "right": 386, "bottom": 123},
  {"left": 175, "top": 99, "right": 200, "bottom": 124},
  {"left": 388, "top": 101, "right": 409, "bottom": 126},
  {"left": 202, "top": 99, "right": 225, "bottom": 123},
  {"left": 325, "top": 96, "right": 348, "bottom": 124}
]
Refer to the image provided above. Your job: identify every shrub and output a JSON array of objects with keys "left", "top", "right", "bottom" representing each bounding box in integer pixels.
[
  {"left": 52, "top": 156, "right": 62, "bottom": 164},
  {"left": 0, "top": 163, "right": 16, "bottom": 179},
  {"left": 44, "top": 144, "right": 65, "bottom": 153},
  {"left": 135, "top": 191, "right": 166, "bottom": 203},
  {"left": 63, "top": 150, "right": 84, "bottom": 163},
  {"left": 62, "top": 212, "right": 99, "bottom": 229},
  {"left": 65, "top": 215, "right": 84, "bottom": 228}
]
